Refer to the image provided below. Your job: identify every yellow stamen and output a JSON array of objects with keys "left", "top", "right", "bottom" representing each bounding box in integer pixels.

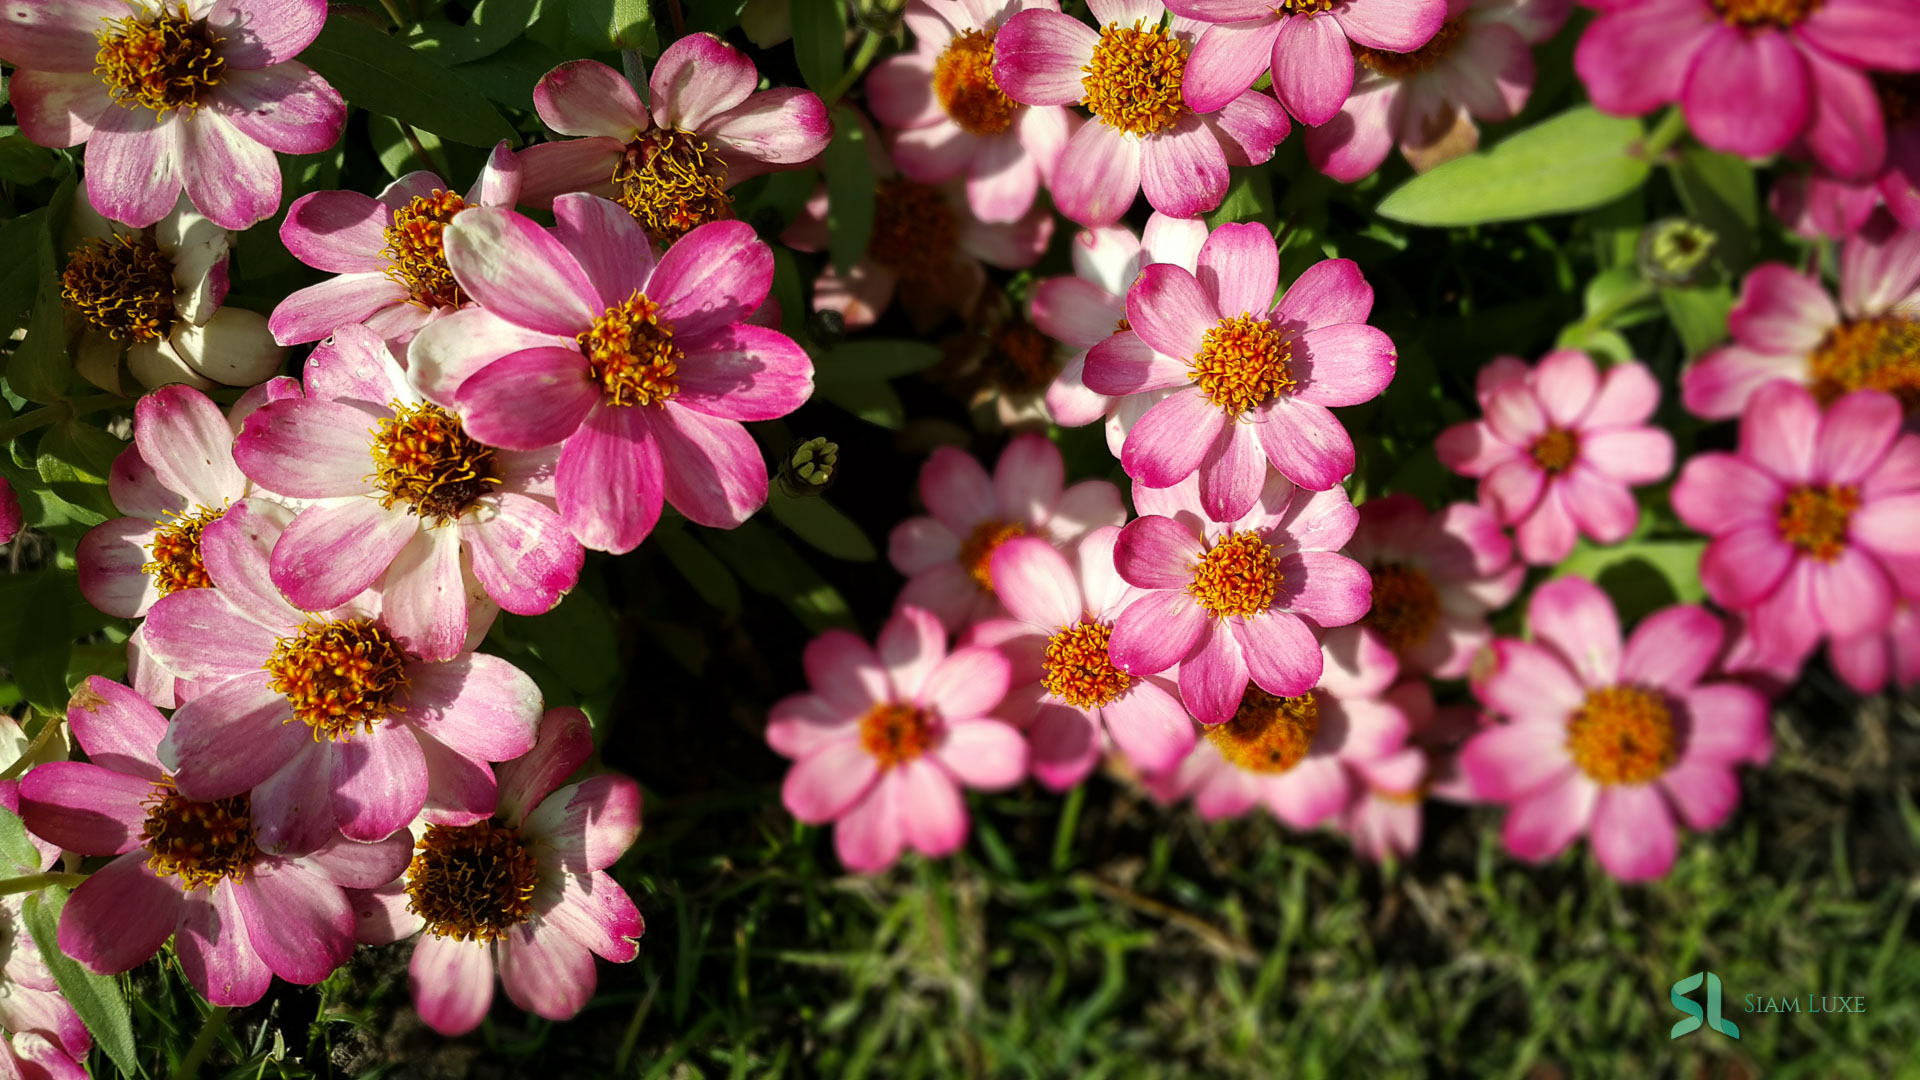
[
  {"left": 868, "top": 179, "right": 959, "bottom": 282},
  {"left": 612, "top": 128, "right": 731, "bottom": 245},
  {"left": 1081, "top": 21, "right": 1189, "bottom": 137},
  {"left": 382, "top": 190, "right": 468, "bottom": 309},
  {"left": 264, "top": 619, "right": 412, "bottom": 740},
  {"left": 93, "top": 5, "right": 225, "bottom": 115},
  {"left": 1191, "top": 314, "right": 1294, "bottom": 417},
  {"left": 1207, "top": 688, "right": 1319, "bottom": 773},
  {"left": 141, "top": 784, "right": 257, "bottom": 890},
  {"left": 1042, "top": 620, "right": 1131, "bottom": 709},
  {"left": 368, "top": 401, "right": 501, "bottom": 524},
  {"left": 1808, "top": 315, "right": 1920, "bottom": 412},
  {"left": 1188, "top": 531, "right": 1281, "bottom": 619},
  {"left": 1565, "top": 686, "right": 1677, "bottom": 784},
  {"left": 61, "top": 234, "right": 177, "bottom": 343},
  {"left": 580, "top": 290, "right": 682, "bottom": 407},
  {"left": 406, "top": 820, "right": 539, "bottom": 942},
  {"left": 859, "top": 702, "right": 933, "bottom": 769},
  {"left": 143, "top": 505, "right": 225, "bottom": 596},
  {"left": 1361, "top": 563, "right": 1440, "bottom": 652},
  {"left": 934, "top": 28, "right": 1018, "bottom": 136},
  {"left": 959, "top": 519, "right": 1027, "bottom": 593},
  {"left": 1776, "top": 484, "right": 1858, "bottom": 563}
]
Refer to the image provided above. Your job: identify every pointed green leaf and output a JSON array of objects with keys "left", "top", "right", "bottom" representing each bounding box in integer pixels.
[
  {"left": 24, "top": 886, "right": 138, "bottom": 1077},
  {"left": 1376, "top": 108, "right": 1650, "bottom": 227},
  {"left": 301, "top": 18, "right": 515, "bottom": 147}
]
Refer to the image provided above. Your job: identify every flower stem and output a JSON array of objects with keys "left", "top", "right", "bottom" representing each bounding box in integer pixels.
[
  {"left": 0, "top": 872, "right": 89, "bottom": 896},
  {"left": 0, "top": 394, "right": 123, "bottom": 445},
  {"left": 175, "top": 1005, "right": 231, "bottom": 1080},
  {"left": 0, "top": 716, "right": 65, "bottom": 782},
  {"left": 376, "top": 0, "right": 410, "bottom": 28},
  {"left": 823, "top": 32, "right": 884, "bottom": 106},
  {"left": 1641, "top": 107, "right": 1689, "bottom": 160}
]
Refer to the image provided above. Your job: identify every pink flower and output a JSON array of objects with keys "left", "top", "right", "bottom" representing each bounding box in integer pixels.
[
  {"left": 0, "top": 1033, "right": 85, "bottom": 1080},
  {"left": 868, "top": 0, "right": 1078, "bottom": 223},
  {"left": 991, "top": 0, "right": 1292, "bottom": 226},
  {"left": 1672, "top": 382, "right": 1920, "bottom": 665},
  {"left": 1110, "top": 472, "right": 1372, "bottom": 724},
  {"left": 234, "top": 325, "right": 584, "bottom": 664},
  {"left": 888, "top": 434, "right": 1126, "bottom": 631},
  {"left": 19, "top": 677, "right": 411, "bottom": 1005},
  {"left": 0, "top": 0, "right": 343, "bottom": 229},
  {"left": 1830, "top": 599, "right": 1920, "bottom": 694},
  {"left": 1681, "top": 215, "right": 1920, "bottom": 420},
  {"left": 1346, "top": 495, "right": 1524, "bottom": 677},
  {"left": 1084, "top": 226, "right": 1397, "bottom": 512},
  {"left": 1164, "top": 0, "right": 1447, "bottom": 127},
  {"left": 1436, "top": 350, "right": 1674, "bottom": 565},
  {"left": 346, "top": 708, "right": 644, "bottom": 1036},
  {"left": 0, "top": 478, "right": 18, "bottom": 548},
  {"left": 0, "top": 785, "right": 88, "bottom": 1069},
  {"left": 1336, "top": 680, "right": 1464, "bottom": 861},
  {"left": 269, "top": 144, "right": 521, "bottom": 347},
  {"left": 407, "top": 196, "right": 814, "bottom": 555},
  {"left": 1460, "top": 578, "right": 1772, "bottom": 882},
  {"left": 1141, "top": 626, "right": 1410, "bottom": 829},
  {"left": 969, "top": 528, "right": 1195, "bottom": 789},
  {"left": 517, "top": 40, "right": 831, "bottom": 244},
  {"left": 137, "top": 499, "right": 544, "bottom": 849},
  {"left": 768, "top": 607, "right": 1027, "bottom": 872},
  {"left": 1574, "top": 0, "right": 1919, "bottom": 180},
  {"left": 1305, "top": 0, "right": 1573, "bottom": 182},
  {"left": 1770, "top": 76, "right": 1920, "bottom": 237}
]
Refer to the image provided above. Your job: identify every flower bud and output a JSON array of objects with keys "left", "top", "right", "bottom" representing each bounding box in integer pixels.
[{"left": 778, "top": 437, "right": 839, "bottom": 497}]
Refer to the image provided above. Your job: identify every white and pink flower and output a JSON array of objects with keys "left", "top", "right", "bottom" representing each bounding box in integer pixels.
[
  {"left": 1346, "top": 495, "right": 1524, "bottom": 678},
  {"left": 1770, "top": 76, "right": 1920, "bottom": 238},
  {"left": 1337, "top": 687, "right": 1485, "bottom": 862},
  {"left": 1829, "top": 600, "right": 1920, "bottom": 695}
]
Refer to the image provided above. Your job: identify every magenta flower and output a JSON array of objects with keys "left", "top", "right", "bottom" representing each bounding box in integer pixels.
[
  {"left": 517, "top": 39, "right": 830, "bottom": 244},
  {"left": 1164, "top": 0, "right": 1447, "bottom": 127},
  {"left": 1673, "top": 383, "right": 1920, "bottom": 666},
  {"left": 1460, "top": 578, "right": 1772, "bottom": 882},
  {"left": 137, "top": 499, "right": 543, "bottom": 850},
  {"left": 0, "top": 477, "right": 19, "bottom": 548},
  {"left": 990, "top": 0, "right": 1291, "bottom": 226},
  {"left": 406, "top": 196, "right": 814, "bottom": 555},
  {"left": 19, "top": 677, "right": 411, "bottom": 1005},
  {"left": 1141, "top": 626, "right": 1410, "bottom": 828},
  {"left": 768, "top": 607, "right": 1027, "bottom": 872},
  {"left": 969, "top": 528, "right": 1195, "bottom": 789},
  {"left": 234, "top": 325, "right": 583, "bottom": 664},
  {"left": 1338, "top": 688, "right": 1487, "bottom": 862},
  {"left": 868, "top": 0, "right": 1077, "bottom": 223},
  {"left": 1110, "top": 472, "right": 1372, "bottom": 724},
  {"left": 1436, "top": 350, "right": 1674, "bottom": 565},
  {"left": 888, "top": 434, "right": 1126, "bottom": 631},
  {"left": 1346, "top": 495, "right": 1524, "bottom": 678},
  {"left": 1084, "top": 226, "right": 1397, "bottom": 513},
  {"left": 269, "top": 144, "right": 521, "bottom": 347},
  {"left": 0, "top": 0, "right": 343, "bottom": 229},
  {"left": 1830, "top": 599, "right": 1920, "bottom": 694},
  {"left": 1771, "top": 78, "right": 1920, "bottom": 237},
  {"left": 0, "top": 1033, "right": 85, "bottom": 1080},
  {"left": 1305, "top": 0, "right": 1573, "bottom": 182},
  {"left": 346, "top": 708, "right": 644, "bottom": 1036},
  {"left": 0, "top": 786, "right": 88, "bottom": 1070},
  {"left": 1575, "top": 0, "right": 1920, "bottom": 180},
  {"left": 1681, "top": 215, "right": 1920, "bottom": 420}
]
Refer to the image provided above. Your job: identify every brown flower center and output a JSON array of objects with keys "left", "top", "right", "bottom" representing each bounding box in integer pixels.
[
  {"left": 264, "top": 618, "right": 411, "bottom": 740},
  {"left": 93, "top": 6, "right": 225, "bottom": 115},
  {"left": 62, "top": 234, "right": 177, "bottom": 343},
  {"left": 1208, "top": 688, "right": 1319, "bottom": 773},
  {"left": 1188, "top": 531, "right": 1281, "bottom": 619},
  {"left": 369, "top": 401, "right": 501, "bottom": 524},
  {"left": 869, "top": 179, "right": 959, "bottom": 282},
  {"left": 985, "top": 319, "right": 1059, "bottom": 393},
  {"left": 1808, "top": 315, "right": 1920, "bottom": 411},
  {"left": 1042, "top": 620, "right": 1131, "bottom": 709},
  {"left": 859, "top": 702, "right": 933, "bottom": 769},
  {"left": 1191, "top": 314, "right": 1294, "bottom": 416},
  {"left": 1565, "top": 686, "right": 1677, "bottom": 785},
  {"left": 613, "top": 128, "right": 731, "bottom": 245},
  {"left": 580, "top": 290, "right": 682, "bottom": 407},
  {"left": 1777, "top": 484, "right": 1858, "bottom": 562},
  {"left": 1529, "top": 428, "right": 1579, "bottom": 473},
  {"left": 1353, "top": 15, "right": 1467, "bottom": 78},
  {"left": 382, "top": 190, "right": 467, "bottom": 309},
  {"left": 934, "top": 28, "right": 1017, "bottom": 136},
  {"left": 406, "top": 820, "right": 539, "bottom": 942},
  {"left": 1361, "top": 563, "right": 1440, "bottom": 652},
  {"left": 1711, "top": 0, "right": 1822, "bottom": 27},
  {"left": 958, "top": 519, "right": 1027, "bottom": 593},
  {"left": 144, "top": 505, "right": 225, "bottom": 596},
  {"left": 1082, "top": 21, "right": 1189, "bottom": 137},
  {"left": 141, "top": 785, "right": 257, "bottom": 890}
]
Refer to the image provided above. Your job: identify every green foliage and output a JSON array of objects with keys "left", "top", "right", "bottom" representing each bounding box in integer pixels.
[
  {"left": 24, "top": 885, "right": 139, "bottom": 1076},
  {"left": 822, "top": 106, "right": 876, "bottom": 276},
  {"left": 302, "top": 18, "right": 516, "bottom": 148},
  {"left": 1377, "top": 108, "right": 1651, "bottom": 227}
]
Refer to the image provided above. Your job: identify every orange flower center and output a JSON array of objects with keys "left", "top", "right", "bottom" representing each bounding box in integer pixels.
[
  {"left": 868, "top": 179, "right": 959, "bottom": 282},
  {"left": 1711, "top": 0, "right": 1822, "bottom": 27},
  {"left": 1188, "top": 531, "right": 1281, "bottom": 619},
  {"left": 934, "top": 28, "right": 1017, "bottom": 136},
  {"left": 61, "top": 234, "right": 177, "bottom": 343},
  {"left": 1207, "top": 688, "right": 1319, "bottom": 773},
  {"left": 1529, "top": 428, "right": 1579, "bottom": 473},
  {"left": 986, "top": 319, "right": 1059, "bottom": 393},
  {"left": 1082, "top": 21, "right": 1189, "bottom": 137},
  {"left": 1361, "top": 562, "right": 1440, "bottom": 652},
  {"left": 93, "top": 5, "right": 225, "bottom": 115},
  {"left": 613, "top": 127, "right": 731, "bottom": 245},
  {"left": 141, "top": 784, "right": 257, "bottom": 890},
  {"left": 1353, "top": 15, "right": 1467, "bottom": 78},
  {"left": 264, "top": 618, "right": 411, "bottom": 740},
  {"left": 369, "top": 400, "right": 501, "bottom": 524},
  {"left": 859, "top": 702, "right": 933, "bottom": 769},
  {"left": 1807, "top": 315, "right": 1920, "bottom": 411},
  {"left": 1776, "top": 484, "right": 1858, "bottom": 562},
  {"left": 143, "top": 505, "right": 224, "bottom": 596},
  {"left": 382, "top": 190, "right": 468, "bottom": 309},
  {"left": 1191, "top": 313, "right": 1294, "bottom": 416},
  {"left": 1565, "top": 686, "right": 1677, "bottom": 785},
  {"left": 958, "top": 519, "right": 1027, "bottom": 593},
  {"left": 406, "top": 820, "right": 539, "bottom": 942},
  {"left": 1042, "top": 620, "right": 1132, "bottom": 709},
  {"left": 580, "top": 290, "right": 682, "bottom": 407}
]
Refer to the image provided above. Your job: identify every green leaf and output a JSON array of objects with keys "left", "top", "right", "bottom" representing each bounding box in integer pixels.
[
  {"left": 654, "top": 523, "right": 743, "bottom": 619},
  {"left": 1660, "top": 284, "right": 1734, "bottom": 356},
  {"left": 369, "top": 114, "right": 448, "bottom": 180},
  {"left": 453, "top": 38, "right": 566, "bottom": 115},
  {"left": 790, "top": 0, "right": 847, "bottom": 96},
  {"left": 767, "top": 491, "right": 877, "bottom": 562},
  {"left": 704, "top": 521, "right": 856, "bottom": 633},
  {"left": 24, "top": 886, "right": 138, "bottom": 1076},
  {"left": 506, "top": 591, "right": 621, "bottom": 696},
  {"left": 1667, "top": 147, "right": 1758, "bottom": 274},
  {"left": 815, "top": 378, "right": 904, "bottom": 429},
  {"left": 1555, "top": 539, "right": 1706, "bottom": 624},
  {"left": 821, "top": 106, "right": 874, "bottom": 277},
  {"left": 0, "top": 133, "right": 61, "bottom": 185},
  {"left": 3, "top": 573, "right": 71, "bottom": 711},
  {"left": 408, "top": 0, "right": 541, "bottom": 64},
  {"left": 1376, "top": 107, "right": 1650, "bottom": 227},
  {"left": 0, "top": 804, "right": 39, "bottom": 873},
  {"left": 36, "top": 420, "right": 122, "bottom": 521},
  {"left": 301, "top": 18, "right": 515, "bottom": 147},
  {"left": 6, "top": 178, "right": 76, "bottom": 404},
  {"left": 1204, "top": 162, "right": 1276, "bottom": 229},
  {"left": 0, "top": 209, "right": 46, "bottom": 341},
  {"left": 816, "top": 340, "right": 940, "bottom": 384},
  {"left": 567, "top": 0, "right": 658, "bottom": 51}
]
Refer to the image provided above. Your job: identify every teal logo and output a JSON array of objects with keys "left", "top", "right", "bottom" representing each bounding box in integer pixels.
[{"left": 1671, "top": 972, "right": 1740, "bottom": 1040}]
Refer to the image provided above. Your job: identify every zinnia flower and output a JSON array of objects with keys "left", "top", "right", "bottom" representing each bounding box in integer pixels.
[
  {"left": 139, "top": 499, "right": 544, "bottom": 849},
  {"left": 0, "top": 1032, "right": 84, "bottom": 1080},
  {"left": 234, "top": 324, "right": 584, "bottom": 663},
  {"left": 970, "top": 528, "right": 1195, "bottom": 789},
  {"left": 1829, "top": 599, "right": 1920, "bottom": 694},
  {"left": 1084, "top": 226, "right": 1397, "bottom": 513},
  {"left": 19, "top": 677, "right": 412, "bottom": 1006},
  {"left": 517, "top": 38, "right": 831, "bottom": 244},
  {"left": 1672, "top": 382, "right": 1920, "bottom": 665},
  {"left": 269, "top": 143, "right": 521, "bottom": 346},
  {"left": 1346, "top": 494, "right": 1524, "bottom": 677},
  {"left": 1574, "top": 0, "right": 1920, "bottom": 181},
  {"left": 0, "top": 478, "right": 19, "bottom": 547},
  {"left": 1305, "top": 0, "right": 1573, "bottom": 182},
  {"left": 1460, "top": 577, "right": 1772, "bottom": 882},
  {"left": 1681, "top": 214, "right": 1920, "bottom": 420},
  {"left": 0, "top": 0, "right": 344, "bottom": 229},
  {"left": 991, "top": 0, "right": 1292, "bottom": 226},
  {"left": 887, "top": 434, "right": 1125, "bottom": 631},
  {"left": 1338, "top": 687, "right": 1486, "bottom": 862},
  {"left": 345, "top": 708, "right": 644, "bottom": 1036},
  {"left": 1770, "top": 74, "right": 1920, "bottom": 237},
  {"left": 1141, "top": 626, "right": 1410, "bottom": 828},
  {"left": 407, "top": 195, "right": 815, "bottom": 555},
  {"left": 867, "top": 0, "right": 1076, "bottom": 223},
  {"left": 0, "top": 783, "right": 88, "bottom": 1071},
  {"left": 1436, "top": 349, "right": 1674, "bottom": 565},
  {"left": 768, "top": 606, "right": 1027, "bottom": 872},
  {"left": 1110, "top": 472, "right": 1372, "bottom": 724}
]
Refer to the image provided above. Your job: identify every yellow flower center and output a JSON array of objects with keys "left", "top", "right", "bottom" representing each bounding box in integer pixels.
[
  {"left": 985, "top": 319, "right": 1059, "bottom": 393},
  {"left": 61, "top": 234, "right": 177, "bottom": 343},
  {"left": 1191, "top": 314, "right": 1295, "bottom": 417},
  {"left": 934, "top": 28, "right": 1018, "bottom": 136},
  {"left": 868, "top": 179, "right": 959, "bottom": 282},
  {"left": 612, "top": 128, "right": 731, "bottom": 245},
  {"left": 1777, "top": 484, "right": 1858, "bottom": 562},
  {"left": 264, "top": 619, "right": 411, "bottom": 741},
  {"left": 382, "top": 190, "right": 467, "bottom": 309},
  {"left": 1565, "top": 686, "right": 1677, "bottom": 785},
  {"left": 859, "top": 702, "right": 933, "bottom": 769},
  {"left": 141, "top": 785, "right": 257, "bottom": 890},
  {"left": 1207, "top": 688, "right": 1319, "bottom": 773},
  {"left": 1361, "top": 563, "right": 1440, "bottom": 652},
  {"left": 958, "top": 519, "right": 1027, "bottom": 593},
  {"left": 1042, "top": 620, "right": 1132, "bottom": 709},
  {"left": 1278, "top": 0, "right": 1336, "bottom": 11},
  {"left": 1711, "top": 0, "right": 1822, "bottom": 27},
  {"left": 143, "top": 505, "right": 225, "bottom": 596},
  {"left": 1082, "top": 21, "right": 1189, "bottom": 137},
  {"left": 1529, "top": 428, "right": 1579, "bottom": 473},
  {"left": 369, "top": 401, "right": 501, "bottom": 524},
  {"left": 406, "top": 820, "right": 539, "bottom": 942},
  {"left": 1188, "top": 531, "right": 1281, "bottom": 619},
  {"left": 1353, "top": 15, "right": 1467, "bottom": 78},
  {"left": 580, "top": 290, "right": 682, "bottom": 408},
  {"left": 1808, "top": 316, "right": 1920, "bottom": 412},
  {"left": 93, "top": 5, "right": 225, "bottom": 115}
]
